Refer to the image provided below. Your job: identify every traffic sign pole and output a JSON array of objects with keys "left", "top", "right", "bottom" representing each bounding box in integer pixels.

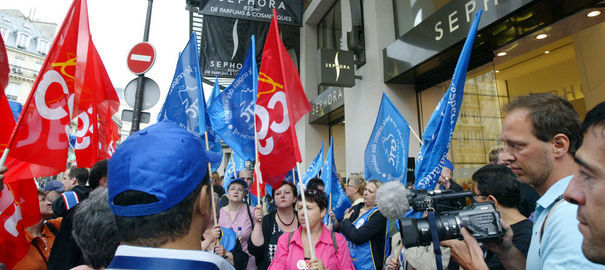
[{"left": 131, "top": 0, "right": 154, "bottom": 134}]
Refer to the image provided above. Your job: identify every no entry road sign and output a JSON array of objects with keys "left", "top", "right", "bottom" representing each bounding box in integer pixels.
[{"left": 127, "top": 42, "right": 156, "bottom": 75}]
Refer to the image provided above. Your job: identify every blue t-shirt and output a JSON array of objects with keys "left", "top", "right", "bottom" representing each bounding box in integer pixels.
[{"left": 526, "top": 176, "right": 605, "bottom": 269}]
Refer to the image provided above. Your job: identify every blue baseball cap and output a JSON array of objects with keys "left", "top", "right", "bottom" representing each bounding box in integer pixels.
[
  {"left": 226, "top": 177, "right": 248, "bottom": 190},
  {"left": 44, "top": 180, "right": 65, "bottom": 192},
  {"left": 107, "top": 120, "right": 221, "bottom": 217}
]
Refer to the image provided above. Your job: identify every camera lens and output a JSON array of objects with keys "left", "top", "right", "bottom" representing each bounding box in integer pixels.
[{"left": 399, "top": 215, "right": 462, "bottom": 248}]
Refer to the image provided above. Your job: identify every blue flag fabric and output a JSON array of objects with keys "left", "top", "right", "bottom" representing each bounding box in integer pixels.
[
  {"left": 208, "top": 36, "right": 257, "bottom": 161},
  {"left": 223, "top": 152, "right": 246, "bottom": 191},
  {"left": 364, "top": 93, "right": 410, "bottom": 183},
  {"left": 301, "top": 142, "right": 324, "bottom": 186},
  {"left": 9, "top": 101, "right": 22, "bottom": 123},
  {"left": 414, "top": 10, "right": 483, "bottom": 191},
  {"left": 157, "top": 33, "right": 222, "bottom": 170},
  {"left": 321, "top": 137, "right": 351, "bottom": 224}
]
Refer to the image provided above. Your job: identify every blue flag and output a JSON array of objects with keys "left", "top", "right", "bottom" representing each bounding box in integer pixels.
[
  {"left": 364, "top": 93, "right": 410, "bottom": 184},
  {"left": 158, "top": 33, "right": 222, "bottom": 171},
  {"left": 284, "top": 167, "right": 299, "bottom": 183},
  {"left": 301, "top": 142, "right": 323, "bottom": 186},
  {"left": 414, "top": 10, "right": 482, "bottom": 191},
  {"left": 224, "top": 152, "right": 246, "bottom": 191},
  {"left": 208, "top": 36, "right": 257, "bottom": 161},
  {"left": 321, "top": 137, "right": 351, "bottom": 224}
]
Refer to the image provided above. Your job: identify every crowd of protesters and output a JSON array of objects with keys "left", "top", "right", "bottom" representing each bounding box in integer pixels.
[{"left": 2, "top": 93, "right": 605, "bottom": 270}]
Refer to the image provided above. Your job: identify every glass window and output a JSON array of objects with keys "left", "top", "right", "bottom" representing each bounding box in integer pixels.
[
  {"left": 16, "top": 32, "right": 30, "bottom": 49},
  {"left": 318, "top": 1, "right": 342, "bottom": 50},
  {"left": 6, "top": 82, "right": 20, "bottom": 101},
  {"left": 37, "top": 40, "right": 49, "bottom": 54}
]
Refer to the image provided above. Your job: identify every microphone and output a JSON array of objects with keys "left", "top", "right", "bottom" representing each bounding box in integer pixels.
[{"left": 376, "top": 181, "right": 411, "bottom": 220}]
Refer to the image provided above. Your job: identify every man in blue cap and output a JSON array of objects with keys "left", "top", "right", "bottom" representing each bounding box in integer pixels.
[{"left": 105, "top": 120, "right": 234, "bottom": 269}]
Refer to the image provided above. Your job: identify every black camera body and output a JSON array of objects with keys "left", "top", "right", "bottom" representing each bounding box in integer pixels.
[{"left": 399, "top": 190, "right": 504, "bottom": 248}]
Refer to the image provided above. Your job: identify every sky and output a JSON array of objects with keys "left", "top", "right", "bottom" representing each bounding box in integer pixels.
[{"left": 4, "top": 0, "right": 206, "bottom": 120}]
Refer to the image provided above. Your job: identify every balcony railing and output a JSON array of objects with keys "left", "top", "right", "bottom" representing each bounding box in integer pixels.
[{"left": 9, "top": 64, "right": 40, "bottom": 79}]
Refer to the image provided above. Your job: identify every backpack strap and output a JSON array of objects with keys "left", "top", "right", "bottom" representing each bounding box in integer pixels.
[
  {"left": 331, "top": 230, "right": 338, "bottom": 254},
  {"left": 539, "top": 195, "right": 565, "bottom": 242},
  {"left": 44, "top": 221, "right": 58, "bottom": 236},
  {"left": 245, "top": 202, "right": 255, "bottom": 230}
]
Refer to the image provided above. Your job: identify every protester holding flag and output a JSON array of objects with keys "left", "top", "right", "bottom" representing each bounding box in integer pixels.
[
  {"left": 13, "top": 189, "right": 62, "bottom": 269},
  {"left": 269, "top": 189, "right": 354, "bottom": 270},
  {"left": 219, "top": 178, "right": 257, "bottom": 269},
  {"left": 249, "top": 181, "right": 299, "bottom": 270},
  {"left": 338, "top": 180, "right": 388, "bottom": 270},
  {"left": 203, "top": 193, "right": 249, "bottom": 270}
]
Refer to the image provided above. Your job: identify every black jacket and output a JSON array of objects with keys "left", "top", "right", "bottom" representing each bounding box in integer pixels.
[
  {"left": 339, "top": 206, "right": 388, "bottom": 270},
  {"left": 51, "top": 185, "right": 91, "bottom": 218}
]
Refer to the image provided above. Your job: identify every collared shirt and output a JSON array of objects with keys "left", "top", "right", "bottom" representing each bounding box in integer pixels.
[
  {"left": 351, "top": 197, "right": 364, "bottom": 207},
  {"left": 219, "top": 205, "right": 256, "bottom": 269},
  {"left": 13, "top": 218, "right": 62, "bottom": 270},
  {"left": 107, "top": 245, "right": 234, "bottom": 270},
  {"left": 269, "top": 225, "right": 355, "bottom": 270},
  {"left": 526, "top": 176, "right": 605, "bottom": 269}
]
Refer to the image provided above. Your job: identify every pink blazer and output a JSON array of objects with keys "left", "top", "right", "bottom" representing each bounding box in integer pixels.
[{"left": 268, "top": 225, "right": 355, "bottom": 270}]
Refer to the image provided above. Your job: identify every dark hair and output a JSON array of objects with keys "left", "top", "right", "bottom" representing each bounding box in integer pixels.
[
  {"left": 272, "top": 181, "right": 297, "bottom": 199},
  {"left": 580, "top": 101, "right": 605, "bottom": 139},
  {"left": 504, "top": 93, "right": 581, "bottom": 154},
  {"left": 89, "top": 160, "right": 108, "bottom": 190},
  {"left": 37, "top": 188, "right": 46, "bottom": 198},
  {"left": 273, "top": 181, "right": 298, "bottom": 209},
  {"left": 472, "top": 165, "right": 520, "bottom": 208},
  {"left": 69, "top": 167, "right": 89, "bottom": 186},
  {"left": 72, "top": 189, "right": 119, "bottom": 268},
  {"left": 112, "top": 174, "right": 208, "bottom": 247},
  {"left": 297, "top": 188, "right": 328, "bottom": 211},
  {"left": 307, "top": 178, "right": 325, "bottom": 191}
]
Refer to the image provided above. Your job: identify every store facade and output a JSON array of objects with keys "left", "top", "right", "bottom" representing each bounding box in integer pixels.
[{"left": 299, "top": 0, "right": 605, "bottom": 185}]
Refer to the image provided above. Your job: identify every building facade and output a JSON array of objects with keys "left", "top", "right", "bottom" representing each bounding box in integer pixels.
[
  {"left": 298, "top": 0, "right": 605, "bottom": 186},
  {"left": 0, "top": 10, "right": 54, "bottom": 104}
]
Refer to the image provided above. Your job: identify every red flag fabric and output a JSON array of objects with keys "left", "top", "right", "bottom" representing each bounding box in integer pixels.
[
  {"left": 0, "top": 183, "right": 31, "bottom": 269},
  {"left": 251, "top": 162, "right": 266, "bottom": 198},
  {"left": 4, "top": 0, "right": 119, "bottom": 178},
  {"left": 255, "top": 9, "right": 311, "bottom": 188}
]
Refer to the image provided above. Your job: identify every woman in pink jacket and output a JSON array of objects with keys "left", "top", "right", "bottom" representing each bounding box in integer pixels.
[{"left": 268, "top": 189, "right": 354, "bottom": 270}]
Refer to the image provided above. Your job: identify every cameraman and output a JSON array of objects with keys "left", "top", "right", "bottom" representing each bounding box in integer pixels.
[
  {"left": 462, "top": 165, "right": 532, "bottom": 269},
  {"left": 440, "top": 93, "right": 604, "bottom": 270}
]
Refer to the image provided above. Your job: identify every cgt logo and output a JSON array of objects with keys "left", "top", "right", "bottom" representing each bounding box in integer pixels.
[{"left": 255, "top": 72, "right": 290, "bottom": 155}]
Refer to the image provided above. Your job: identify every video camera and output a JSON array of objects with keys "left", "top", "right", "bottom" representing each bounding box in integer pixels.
[{"left": 399, "top": 190, "right": 504, "bottom": 248}]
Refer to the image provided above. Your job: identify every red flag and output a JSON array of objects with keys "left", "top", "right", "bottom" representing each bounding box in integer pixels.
[
  {"left": 0, "top": 31, "right": 8, "bottom": 92},
  {"left": 255, "top": 9, "right": 311, "bottom": 188},
  {"left": 4, "top": 0, "right": 119, "bottom": 178}
]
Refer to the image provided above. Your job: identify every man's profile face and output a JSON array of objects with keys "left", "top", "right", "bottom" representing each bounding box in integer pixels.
[
  {"left": 501, "top": 109, "right": 553, "bottom": 188},
  {"left": 61, "top": 169, "right": 76, "bottom": 191},
  {"left": 564, "top": 126, "right": 605, "bottom": 264}
]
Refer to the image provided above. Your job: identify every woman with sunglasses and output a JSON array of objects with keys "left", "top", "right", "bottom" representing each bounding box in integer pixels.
[
  {"left": 337, "top": 180, "right": 388, "bottom": 270},
  {"left": 248, "top": 181, "right": 299, "bottom": 269},
  {"left": 269, "top": 189, "right": 354, "bottom": 270}
]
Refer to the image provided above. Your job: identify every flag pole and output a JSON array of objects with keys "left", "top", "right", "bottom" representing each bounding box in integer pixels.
[
  {"left": 233, "top": 157, "right": 237, "bottom": 179},
  {"left": 0, "top": 148, "right": 8, "bottom": 167},
  {"left": 204, "top": 132, "right": 218, "bottom": 227},
  {"left": 296, "top": 162, "right": 317, "bottom": 260},
  {"left": 328, "top": 193, "right": 332, "bottom": 226},
  {"left": 252, "top": 106, "right": 263, "bottom": 211},
  {"left": 408, "top": 124, "right": 423, "bottom": 145}
]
